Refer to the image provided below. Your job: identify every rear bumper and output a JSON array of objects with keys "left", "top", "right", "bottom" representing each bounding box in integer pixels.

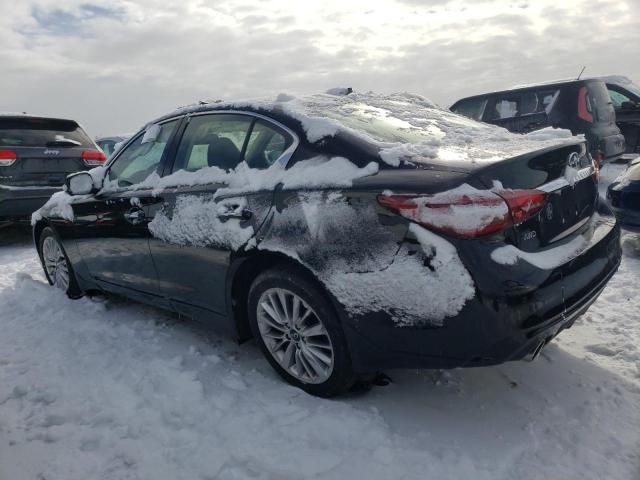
[
  {"left": 0, "top": 185, "right": 60, "bottom": 220},
  {"left": 340, "top": 211, "right": 622, "bottom": 372}
]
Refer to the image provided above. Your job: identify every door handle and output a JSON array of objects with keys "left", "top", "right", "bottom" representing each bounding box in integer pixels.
[
  {"left": 124, "top": 208, "right": 146, "bottom": 225},
  {"left": 217, "top": 207, "right": 253, "bottom": 220}
]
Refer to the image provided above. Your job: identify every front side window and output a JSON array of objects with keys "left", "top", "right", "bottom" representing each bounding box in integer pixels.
[
  {"left": 451, "top": 98, "right": 487, "bottom": 121},
  {"left": 108, "top": 120, "right": 178, "bottom": 187}
]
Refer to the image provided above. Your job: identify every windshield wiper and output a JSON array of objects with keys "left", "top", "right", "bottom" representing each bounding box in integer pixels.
[{"left": 46, "top": 139, "right": 82, "bottom": 147}]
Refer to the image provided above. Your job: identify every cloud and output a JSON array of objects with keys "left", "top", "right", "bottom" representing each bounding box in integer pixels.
[{"left": 0, "top": 0, "right": 637, "bottom": 137}]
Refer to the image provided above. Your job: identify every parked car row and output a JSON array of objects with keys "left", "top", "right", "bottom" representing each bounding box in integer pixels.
[{"left": 29, "top": 89, "right": 622, "bottom": 396}]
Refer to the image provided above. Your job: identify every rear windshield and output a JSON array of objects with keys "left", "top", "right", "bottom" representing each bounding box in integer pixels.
[{"left": 0, "top": 117, "right": 93, "bottom": 148}]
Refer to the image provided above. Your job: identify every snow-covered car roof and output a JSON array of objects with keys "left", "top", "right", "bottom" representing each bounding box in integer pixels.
[{"left": 148, "top": 91, "right": 581, "bottom": 169}]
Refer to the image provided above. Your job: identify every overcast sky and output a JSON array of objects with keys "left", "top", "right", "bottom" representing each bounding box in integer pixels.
[{"left": 1, "top": 0, "right": 638, "bottom": 136}]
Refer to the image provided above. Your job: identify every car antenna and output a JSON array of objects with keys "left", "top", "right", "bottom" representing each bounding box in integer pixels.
[{"left": 577, "top": 66, "right": 586, "bottom": 80}]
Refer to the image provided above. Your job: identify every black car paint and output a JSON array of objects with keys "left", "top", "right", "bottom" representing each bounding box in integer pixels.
[
  {"left": 33, "top": 105, "right": 622, "bottom": 372},
  {"left": 450, "top": 79, "right": 626, "bottom": 162}
]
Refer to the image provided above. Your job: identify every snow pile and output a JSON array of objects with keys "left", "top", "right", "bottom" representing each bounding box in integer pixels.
[
  {"left": 132, "top": 156, "right": 379, "bottom": 197},
  {"left": 148, "top": 196, "right": 254, "bottom": 249},
  {"left": 326, "top": 223, "right": 475, "bottom": 326},
  {"left": 524, "top": 127, "right": 576, "bottom": 141},
  {"left": 31, "top": 191, "right": 76, "bottom": 225}
]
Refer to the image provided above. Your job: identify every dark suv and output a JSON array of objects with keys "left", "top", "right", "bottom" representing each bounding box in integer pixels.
[
  {"left": 0, "top": 115, "right": 105, "bottom": 226},
  {"left": 450, "top": 79, "right": 625, "bottom": 163}
]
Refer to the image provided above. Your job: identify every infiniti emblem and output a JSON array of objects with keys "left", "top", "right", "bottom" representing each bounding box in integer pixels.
[
  {"left": 567, "top": 152, "right": 580, "bottom": 169},
  {"left": 545, "top": 203, "right": 554, "bottom": 221}
]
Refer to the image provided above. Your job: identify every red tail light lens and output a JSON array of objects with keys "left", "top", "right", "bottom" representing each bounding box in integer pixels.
[
  {"left": 577, "top": 86, "right": 593, "bottom": 123},
  {"left": 0, "top": 150, "right": 17, "bottom": 167},
  {"left": 378, "top": 189, "right": 547, "bottom": 238},
  {"left": 82, "top": 149, "right": 107, "bottom": 166}
]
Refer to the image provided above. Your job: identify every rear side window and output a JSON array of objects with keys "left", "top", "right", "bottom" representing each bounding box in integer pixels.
[
  {"left": 0, "top": 117, "right": 93, "bottom": 148},
  {"left": 451, "top": 98, "right": 487, "bottom": 120},
  {"left": 488, "top": 90, "right": 559, "bottom": 120},
  {"left": 244, "top": 120, "right": 291, "bottom": 168}
]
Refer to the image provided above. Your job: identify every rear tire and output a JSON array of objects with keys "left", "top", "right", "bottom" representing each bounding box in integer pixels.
[
  {"left": 38, "top": 227, "right": 82, "bottom": 298},
  {"left": 248, "top": 266, "right": 355, "bottom": 397}
]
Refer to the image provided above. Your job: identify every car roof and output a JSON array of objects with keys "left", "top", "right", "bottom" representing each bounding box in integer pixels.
[
  {"left": 452, "top": 78, "right": 602, "bottom": 106},
  {"left": 0, "top": 113, "right": 80, "bottom": 124}
]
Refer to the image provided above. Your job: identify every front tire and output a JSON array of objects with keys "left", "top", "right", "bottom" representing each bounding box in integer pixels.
[
  {"left": 39, "top": 227, "right": 82, "bottom": 298},
  {"left": 248, "top": 266, "right": 355, "bottom": 397}
]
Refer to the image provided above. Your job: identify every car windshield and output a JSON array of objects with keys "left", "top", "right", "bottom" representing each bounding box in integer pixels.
[{"left": 0, "top": 117, "right": 93, "bottom": 148}]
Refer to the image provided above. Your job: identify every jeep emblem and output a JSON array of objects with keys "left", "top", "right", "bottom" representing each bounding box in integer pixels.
[{"left": 44, "top": 149, "right": 60, "bottom": 155}]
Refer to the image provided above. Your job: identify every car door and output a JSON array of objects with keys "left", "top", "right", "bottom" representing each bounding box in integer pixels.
[
  {"left": 147, "top": 112, "right": 296, "bottom": 320},
  {"left": 72, "top": 117, "right": 182, "bottom": 304}
]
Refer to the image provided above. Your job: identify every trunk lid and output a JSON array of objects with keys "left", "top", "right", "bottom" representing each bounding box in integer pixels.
[
  {"left": 0, "top": 147, "right": 87, "bottom": 186},
  {"left": 476, "top": 142, "right": 597, "bottom": 251}
]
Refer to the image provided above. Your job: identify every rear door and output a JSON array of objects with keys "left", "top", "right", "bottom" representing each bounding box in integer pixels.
[
  {"left": 0, "top": 117, "right": 97, "bottom": 187},
  {"left": 72, "top": 118, "right": 182, "bottom": 303},
  {"left": 148, "top": 112, "right": 295, "bottom": 319}
]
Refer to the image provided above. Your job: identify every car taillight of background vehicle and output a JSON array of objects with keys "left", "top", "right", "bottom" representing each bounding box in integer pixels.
[
  {"left": 0, "top": 150, "right": 17, "bottom": 166},
  {"left": 82, "top": 150, "right": 107, "bottom": 166},
  {"left": 577, "top": 86, "right": 594, "bottom": 123},
  {"left": 377, "top": 189, "right": 547, "bottom": 238}
]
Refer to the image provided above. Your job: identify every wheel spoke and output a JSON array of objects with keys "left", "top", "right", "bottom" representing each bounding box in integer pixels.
[
  {"left": 267, "top": 293, "right": 287, "bottom": 325},
  {"left": 300, "top": 322, "right": 326, "bottom": 338},
  {"left": 259, "top": 302, "right": 287, "bottom": 331},
  {"left": 304, "top": 344, "right": 332, "bottom": 366}
]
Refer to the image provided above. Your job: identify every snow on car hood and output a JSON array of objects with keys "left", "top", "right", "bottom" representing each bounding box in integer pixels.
[{"left": 168, "top": 91, "right": 581, "bottom": 167}]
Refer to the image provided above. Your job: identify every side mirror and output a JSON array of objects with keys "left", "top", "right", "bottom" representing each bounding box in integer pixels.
[
  {"left": 66, "top": 171, "right": 95, "bottom": 195},
  {"left": 621, "top": 101, "right": 638, "bottom": 110}
]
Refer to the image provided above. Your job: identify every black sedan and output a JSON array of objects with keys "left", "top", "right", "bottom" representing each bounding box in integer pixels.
[
  {"left": 32, "top": 92, "right": 622, "bottom": 396},
  {"left": 607, "top": 158, "right": 640, "bottom": 231}
]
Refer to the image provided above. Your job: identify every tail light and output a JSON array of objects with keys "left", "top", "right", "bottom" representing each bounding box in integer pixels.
[
  {"left": 377, "top": 189, "right": 547, "bottom": 239},
  {"left": 82, "top": 149, "right": 107, "bottom": 166},
  {"left": 577, "top": 86, "right": 593, "bottom": 123},
  {"left": 0, "top": 150, "right": 17, "bottom": 167}
]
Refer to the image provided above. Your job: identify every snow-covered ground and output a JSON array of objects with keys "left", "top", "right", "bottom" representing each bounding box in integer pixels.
[{"left": 1, "top": 164, "right": 639, "bottom": 479}]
